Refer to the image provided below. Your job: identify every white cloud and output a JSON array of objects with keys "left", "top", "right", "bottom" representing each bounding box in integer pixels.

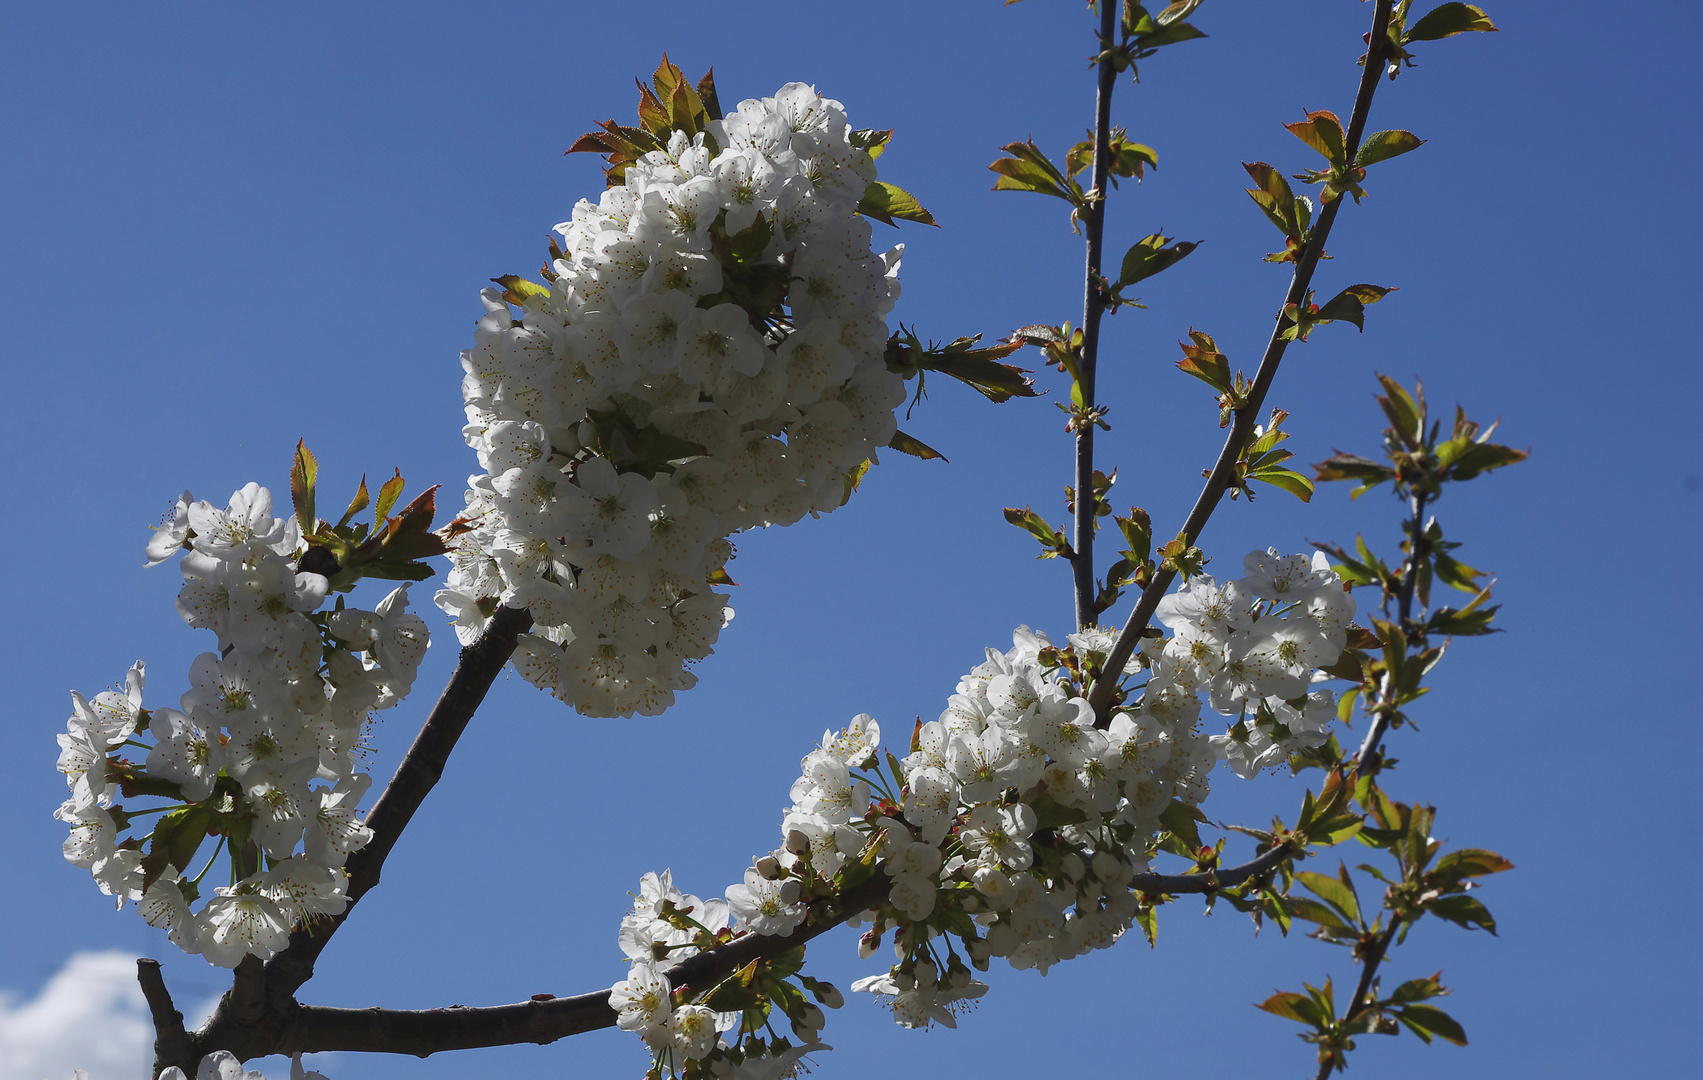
[
  {"left": 0, "top": 951, "right": 151, "bottom": 1080},
  {"left": 0, "top": 953, "right": 341, "bottom": 1080}
]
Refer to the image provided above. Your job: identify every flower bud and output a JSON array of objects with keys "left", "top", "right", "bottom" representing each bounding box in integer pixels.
[
  {"left": 754, "top": 855, "right": 781, "bottom": 879},
  {"left": 778, "top": 879, "right": 802, "bottom": 905},
  {"left": 858, "top": 929, "right": 881, "bottom": 959},
  {"left": 784, "top": 829, "right": 811, "bottom": 856}
]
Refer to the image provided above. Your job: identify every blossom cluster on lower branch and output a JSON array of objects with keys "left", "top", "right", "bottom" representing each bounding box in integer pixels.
[
  {"left": 608, "top": 549, "right": 1360, "bottom": 1077},
  {"left": 53, "top": 484, "right": 424, "bottom": 967}
]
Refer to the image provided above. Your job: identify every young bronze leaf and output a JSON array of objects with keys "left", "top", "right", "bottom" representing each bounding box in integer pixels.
[
  {"left": 889, "top": 429, "right": 948, "bottom": 462},
  {"left": 1284, "top": 109, "right": 1347, "bottom": 166}
]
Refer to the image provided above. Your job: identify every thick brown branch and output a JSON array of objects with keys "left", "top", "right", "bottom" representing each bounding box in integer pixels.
[
  {"left": 1072, "top": 0, "right": 1120, "bottom": 630},
  {"left": 1089, "top": 0, "right": 1396, "bottom": 717},
  {"left": 138, "top": 960, "right": 192, "bottom": 1075},
  {"left": 281, "top": 875, "right": 893, "bottom": 1057},
  {"left": 246, "top": 843, "right": 1296, "bottom": 1060}
]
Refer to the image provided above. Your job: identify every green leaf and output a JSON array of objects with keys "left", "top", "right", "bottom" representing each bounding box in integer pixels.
[
  {"left": 1003, "top": 506, "right": 1065, "bottom": 553},
  {"left": 1314, "top": 283, "right": 1397, "bottom": 332},
  {"left": 1432, "top": 848, "right": 1515, "bottom": 880},
  {"left": 888, "top": 429, "right": 947, "bottom": 462},
  {"left": 1158, "top": 799, "right": 1208, "bottom": 851},
  {"left": 1312, "top": 453, "right": 1395, "bottom": 498},
  {"left": 336, "top": 474, "right": 371, "bottom": 530},
  {"left": 840, "top": 459, "right": 872, "bottom": 507},
  {"left": 1356, "top": 130, "right": 1425, "bottom": 168},
  {"left": 857, "top": 181, "right": 938, "bottom": 228},
  {"left": 1114, "top": 507, "right": 1153, "bottom": 563},
  {"left": 1385, "top": 972, "right": 1449, "bottom": 1006},
  {"left": 1424, "top": 893, "right": 1498, "bottom": 934},
  {"left": 850, "top": 128, "right": 892, "bottom": 159},
  {"left": 1296, "top": 867, "right": 1360, "bottom": 926},
  {"left": 989, "top": 140, "right": 1083, "bottom": 205},
  {"left": 1427, "top": 601, "right": 1501, "bottom": 636},
  {"left": 1375, "top": 372, "right": 1424, "bottom": 444},
  {"left": 1432, "top": 551, "right": 1486, "bottom": 593},
  {"left": 1117, "top": 233, "right": 1199, "bottom": 288},
  {"left": 1175, "top": 329, "right": 1234, "bottom": 394},
  {"left": 1405, "top": 3, "right": 1498, "bottom": 42},
  {"left": 1134, "top": 902, "right": 1158, "bottom": 946},
  {"left": 1285, "top": 896, "right": 1352, "bottom": 933},
  {"left": 1395, "top": 1003, "right": 1469, "bottom": 1045},
  {"left": 373, "top": 469, "right": 405, "bottom": 524},
  {"left": 1437, "top": 440, "right": 1530, "bottom": 481},
  {"left": 1250, "top": 465, "right": 1315, "bottom": 502},
  {"left": 142, "top": 806, "right": 213, "bottom": 893},
  {"left": 290, "top": 440, "right": 318, "bottom": 536},
  {"left": 1284, "top": 109, "right": 1348, "bottom": 166},
  {"left": 1258, "top": 990, "right": 1329, "bottom": 1029},
  {"left": 1242, "top": 161, "right": 1307, "bottom": 236},
  {"left": 490, "top": 274, "right": 552, "bottom": 306}
]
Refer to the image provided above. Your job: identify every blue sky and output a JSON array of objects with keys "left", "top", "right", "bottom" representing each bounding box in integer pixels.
[{"left": 2, "top": 1, "right": 1698, "bottom": 1077}]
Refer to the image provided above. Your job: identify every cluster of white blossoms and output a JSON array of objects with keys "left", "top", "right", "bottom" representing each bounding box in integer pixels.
[
  {"left": 1155, "top": 548, "right": 1357, "bottom": 778},
  {"left": 437, "top": 81, "right": 908, "bottom": 719},
  {"left": 608, "top": 548, "right": 1358, "bottom": 1071},
  {"left": 53, "top": 484, "right": 426, "bottom": 968},
  {"left": 611, "top": 870, "right": 831, "bottom": 1080}
]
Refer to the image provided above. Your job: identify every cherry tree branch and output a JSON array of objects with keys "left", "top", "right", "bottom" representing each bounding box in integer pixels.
[
  {"left": 137, "top": 960, "right": 193, "bottom": 1071},
  {"left": 1071, "top": 0, "right": 1120, "bottom": 630},
  {"left": 1088, "top": 0, "right": 1396, "bottom": 718},
  {"left": 226, "top": 842, "right": 1299, "bottom": 1059},
  {"left": 262, "top": 874, "right": 894, "bottom": 1058},
  {"left": 1132, "top": 839, "right": 1294, "bottom": 896}
]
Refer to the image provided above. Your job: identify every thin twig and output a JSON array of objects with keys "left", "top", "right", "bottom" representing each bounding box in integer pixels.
[
  {"left": 1131, "top": 840, "right": 1293, "bottom": 895},
  {"left": 1315, "top": 920, "right": 1402, "bottom": 1080},
  {"left": 1072, "top": 0, "right": 1120, "bottom": 629},
  {"left": 1352, "top": 489, "right": 1427, "bottom": 771},
  {"left": 1089, "top": 0, "right": 1397, "bottom": 718}
]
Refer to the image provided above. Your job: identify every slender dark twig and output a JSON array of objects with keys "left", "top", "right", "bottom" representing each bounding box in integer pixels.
[
  {"left": 1072, "top": 0, "right": 1120, "bottom": 630},
  {"left": 1089, "top": 0, "right": 1396, "bottom": 718},
  {"left": 1352, "top": 489, "right": 1427, "bottom": 771},
  {"left": 1318, "top": 484, "right": 1430, "bottom": 1076},
  {"left": 1315, "top": 920, "right": 1403, "bottom": 1080}
]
